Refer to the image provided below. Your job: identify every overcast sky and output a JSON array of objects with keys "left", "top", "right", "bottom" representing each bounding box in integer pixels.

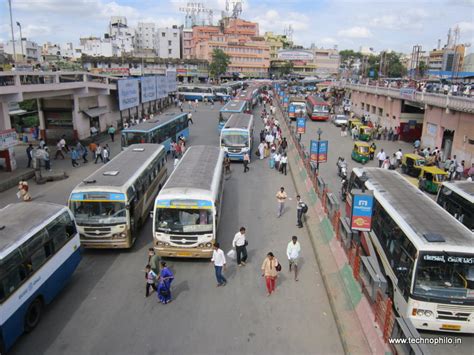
[{"left": 1, "top": 0, "right": 473, "bottom": 54}]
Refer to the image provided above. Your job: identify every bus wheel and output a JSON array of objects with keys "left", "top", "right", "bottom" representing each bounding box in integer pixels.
[{"left": 25, "top": 298, "right": 43, "bottom": 332}]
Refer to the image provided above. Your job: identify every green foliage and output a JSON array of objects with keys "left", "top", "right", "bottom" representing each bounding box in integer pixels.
[
  {"left": 18, "top": 99, "right": 37, "bottom": 112},
  {"left": 271, "top": 61, "right": 293, "bottom": 78},
  {"left": 418, "top": 61, "right": 428, "bottom": 78},
  {"left": 339, "top": 50, "right": 363, "bottom": 62},
  {"left": 209, "top": 49, "right": 231, "bottom": 80}
]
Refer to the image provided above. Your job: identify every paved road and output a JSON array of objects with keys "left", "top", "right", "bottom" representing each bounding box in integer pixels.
[
  {"left": 4, "top": 102, "right": 344, "bottom": 355},
  {"left": 286, "top": 107, "right": 474, "bottom": 354}
]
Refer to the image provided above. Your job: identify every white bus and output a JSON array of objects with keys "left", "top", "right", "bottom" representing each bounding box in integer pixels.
[
  {"left": 348, "top": 168, "right": 474, "bottom": 333},
  {"left": 220, "top": 113, "right": 254, "bottom": 161},
  {"left": 69, "top": 144, "right": 167, "bottom": 248},
  {"left": 437, "top": 181, "right": 474, "bottom": 232},
  {"left": 153, "top": 145, "right": 225, "bottom": 258},
  {"left": 0, "top": 203, "right": 81, "bottom": 353}
]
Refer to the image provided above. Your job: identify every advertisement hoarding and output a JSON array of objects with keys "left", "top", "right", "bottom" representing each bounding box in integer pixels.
[
  {"left": 117, "top": 78, "right": 140, "bottom": 111},
  {"left": 156, "top": 75, "right": 167, "bottom": 98},
  {"left": 309, "top": 140, "right": 328, "bottom": 163},
  {"left": 296, "top": 117, "right": 306, "bottom": 134},
  {"left": 141, "top": 76, "right": 157, "bottom": 103},
  {"left": 166, "top": 70, "right": 177, "bottom": 92},
  {"left": 350, "top": 190, "right": 374, "bottom": 232}
]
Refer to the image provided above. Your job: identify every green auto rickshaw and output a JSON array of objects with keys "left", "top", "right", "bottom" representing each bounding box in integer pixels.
[
  {"left": 358, "top": 125, "right": 373, "bottom": 141},
  {"left": 418, "top": 166, "right": 448, "bottom": 194},
  {"left": 351, "top": 141, "right": 371, "bottom": 164},
  {"left": 401, "top": 153, "right": 426, "bottom": 177},
  {"left": 348, "top": 118, "right": 361, "bottom": 130}
]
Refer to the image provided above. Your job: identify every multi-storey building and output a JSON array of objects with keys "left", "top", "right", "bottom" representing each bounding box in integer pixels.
[
  {"left": 78, "top": 37, "right": 113, "bottom": 57},
  {"left": 311, "top": 47, "right": 340, "bottom": 76},
  {"left": 190, "top": 18, "right": 270, "bottom": 77},
  {"left": 264, "top": 32, "right": 292, "bottom": 60},
  {"left": 181, "top": 27, "right": 193, "bottom": 59},
  {"left": 135, "top": 22, "right": 156, "bottom": 53},
  {"left": 156, "top": 26, "right": 181, "bottom": 59},
  {"left": 4, "top": 39, "right": 41, "bottom": 62},
  {"left": 108, "top": 16, "right": 135, "bottom": 55}
]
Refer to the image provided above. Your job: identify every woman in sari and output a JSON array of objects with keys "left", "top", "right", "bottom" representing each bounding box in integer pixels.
[{"left": 158, "top": 261, "right": 174, "bottom": 304}]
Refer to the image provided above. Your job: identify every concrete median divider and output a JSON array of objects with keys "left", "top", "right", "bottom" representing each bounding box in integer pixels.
[{"left": 274, "top": 101, "right": 391, "bottom": 354}]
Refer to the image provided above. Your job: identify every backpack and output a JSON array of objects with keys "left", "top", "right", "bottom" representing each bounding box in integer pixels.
[{"left": 301, "top": 203, "right": 308, "bottom": 214}]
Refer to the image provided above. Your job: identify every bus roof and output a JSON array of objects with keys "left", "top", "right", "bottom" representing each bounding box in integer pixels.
[
  {"left": 441, "top": 181, "right": 474, "bottom": 203},
  {"left": 160, "top": 145, "right": 224, "bottom": 196},
  {"left": 220, "top": 100, "right": 246, "bottom": 113},
  {"left": 73, "top": 144, "right": 165, "bottom": 189},
  {"left": 354, "top": 168, "right": 472, "bottom": 251},
  {"left": 223, "top": 113, "right": 253, "bottom": 130},
  {"left": 122, "top": 112, "right": 186, "bottom": 133},
  {"left": 307, "top": 95, "right": 328, "bottom": 105},
  {"left": 0, "top": 202, "right": 66, "bottom": 256}
]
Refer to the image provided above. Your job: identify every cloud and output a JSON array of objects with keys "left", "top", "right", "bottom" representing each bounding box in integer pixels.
[
  {"left": 338, "top": 26, "right": 372, "bottom": 38},
  {"left": 456, "top": 21, "right": 474, "bottom": 32},
  {"left": 319, "top": 37, "right": 337, "bottom": 46},
  {"left": 368, "top": 11, "right": 428, "bottom": 30},
  {"left": 251, "top": 9, "right": 310, "bottom": 35}
]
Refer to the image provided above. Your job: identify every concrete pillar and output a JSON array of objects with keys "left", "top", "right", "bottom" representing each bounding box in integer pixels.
[
  {"left": 0, "top": 102, "right": 12, "bottom": 131},
  {"left": 72, "top": 95, "right": 80, "bottom": 141},
  {"left": 37, "top": 98, "right": 46, "bottom": 140}
]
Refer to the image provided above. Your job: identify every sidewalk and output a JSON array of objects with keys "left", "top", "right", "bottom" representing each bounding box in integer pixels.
[{"left": 274, "top": 99, "right": 390, "bottom": 354}]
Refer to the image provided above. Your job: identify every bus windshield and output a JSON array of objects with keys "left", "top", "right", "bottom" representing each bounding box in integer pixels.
[
  {"left": 71, "top": 201, "right": 127, "bottom": 225},
  {"left": 314, "top": 104, "right": 329, "bottom": 113},
  {"left": 413, "top": 252, "right": 474, "bottom": 301},
  {"left": 123, "top": 132, "right": 146, "bottom": 147},
  {"left": 155, "top": 208, "right": 213, "bottom": 234},
  {"left": 221, "top": 131, "right": 248, "bottom": 147}
]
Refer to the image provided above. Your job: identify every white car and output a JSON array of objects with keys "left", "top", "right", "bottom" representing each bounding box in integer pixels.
[{"left": 332, "top": 114, "right": 348, "bottom": 126}]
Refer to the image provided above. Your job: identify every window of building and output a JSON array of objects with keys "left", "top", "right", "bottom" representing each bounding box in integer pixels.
[
  {"left": 168, "top": 49, "right": 172, "bottom": 55},
  {"left": 162, "top": 32, "right": 165, "bottom": 37},
  {"left": 378, "top": 107, "right": 383, "bottom": 116},
  {"left": 173, "top": 33, "right": 177, "bottom": 38},
  {"left": 361, "top": 103, "right": 364, "bottom": 110},
  {"left": 168, "top": 40, "right": 172, "bottom": 46},
  {"left": 371, "top": 106, "right": 376, "bottom": 114}
]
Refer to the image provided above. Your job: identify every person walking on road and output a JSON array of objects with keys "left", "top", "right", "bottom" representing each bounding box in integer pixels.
[
  {"left": 232, "top": 227, "right": 248, "bottom": 266},
  {"left": 94, "top": 145, "right": 103, "bottom": 164},
  {"left": 102, "top": 146, "right": 110, "bottom": 163},
  {"left": 280, "top": 153, "right": 288, "bottom": 175},
  {"left": 276, "top": 187, "right": 287, "bottom": 218},
  {"left": 287, "top": 236, "right": 301, "bottom": 281},
  {"left": 71, "top": 147, "right": 79, "bottom": 167},
  {"left": 26, "top": 144, "right": 34, "bottom": 168},
  {"left": 54, "top": 139, "right": 65, "bottom": 160},
  {"left": 395, "top": 149, "right": 403, "bottom": 168},
  {"left": 157, "top": 261, "right": 174, "bottom": 304},
  {"left": 376, "top": 149, "right": 386, "bottom": 168},
  {"left": 187, "top": 112, "right": 193, "bottom": 125},
  {"left": 261, "top": 252, "right": 279, "bottom": 296},
  {"left": 296, "top": 195, "right": 305, "bottom": 228},
  {"left": 243, "top": 152, "right": 250, "bottom": 172},
  {"left": 258, "top": 141, "right": 265, "bottom": 160},
  {"left": 211, "top": 243, "right": 227, "bottom": 286},
  {"left": 145, "top": 264, "right": 158, "bottom": 297},
  {"left": 224, "top": 155, "right": 232, "bottom": 176},
  {"left": 148, "top": 248, "right": 160, "bottom": 275},
  {"left": 108, "top": 125, "right": 116, "bottom": 142}
]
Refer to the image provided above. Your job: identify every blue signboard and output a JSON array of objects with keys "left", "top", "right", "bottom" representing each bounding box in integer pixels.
[
  {"left": 141, "top": 76, "right": 157, "bottom": 103},
  {"left": 350, "top": 191, "right": 374, "bottom": 231},
  {"left": 118, "top": 78, "right": 140, "bottom": 110},
  {"left": 288, "top": 104, "right": 296, "bottom": 114},
  {"left": 166, "top": 70, "right": 177, "bottom": 92},
  {"left": 296, "top": 117, "right": 306, "bottom": 134},
  {"left": 309, "top": 140, "right": 328, "bottom": 163},
  {"left": 369, "top": 69, "right": 375, "bottom": 78},
  {"left": 156, "top": 75, "right": 167, "bottom": 98},
  {"left": 70, "top": 192, "right": 126, "bottom": 201}
]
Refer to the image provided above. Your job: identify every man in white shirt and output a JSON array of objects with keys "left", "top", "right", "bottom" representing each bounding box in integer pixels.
[
  {"left": 287, "top": 236, "right": 301, "bottom": 281},
  {"left": 211, "top": 243, "right": 227, "bottom": 286},
  {"left": 395, "top": 149, "right": 403, "bottom": 168},
  {"left": 376, "top": 149, "right": 386, "bottom": 168},
  {"left": 276, "top": 187, "right": 287, "bottom": 218},
  {"left": 274, "top": 152, "right": 281, "bottom": 172},
  {"left": 232, "top": 227, "right": 248, "bottom": 266},
  {"left": 280, "top": 153, "right": 288, "bottom": 175}
]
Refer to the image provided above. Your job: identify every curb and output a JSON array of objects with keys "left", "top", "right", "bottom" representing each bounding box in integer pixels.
[
  {"left": 275, "top": 103, "right": 390, "bottom": 354},
  {"left": 0, "top": 170, "right": 35, "bottom": 193}
]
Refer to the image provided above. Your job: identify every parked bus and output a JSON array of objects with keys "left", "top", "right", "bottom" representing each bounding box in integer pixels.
[
  {"left": 218, "top": 100, "right": 248, "bottom": 131},
  {"left": 437, "top": 181, "right": 474, "bottom": 231},
  {"left": 213, "top": 86, "right": 232, "bottom": 101},
  {"left": 288, "top": 97, "right": 307, "bottom": 120},
  {"left": 121, "top": 112, "right": 189, "bottom": 152},
  {"left": 220, "top": 113, "right": 254, "bottom": 161},
  {"left": 177, "top": 85, "right": 215, "bottom": 101},
  {"left": 152, "top": 146, "right": 225, "bottom": 258},
  {"left": 306, "top": 95, "right": 330, "bottom": 121},
  {"left": 348, "top": 168, "right": 473, "bottom": 333},
  {"left": 236, "top": 86, "right": 260, "bottom": 111},
  {"left": 69, "top": 144, "right": 167, "bottom": 248},
  {"left": 0, "top": 202, "right": 81, "bottom": 353}
]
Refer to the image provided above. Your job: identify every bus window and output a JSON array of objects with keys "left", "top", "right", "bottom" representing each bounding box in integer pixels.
[{"left": 31, "top": 247, "right": 47, "bottom": 270}]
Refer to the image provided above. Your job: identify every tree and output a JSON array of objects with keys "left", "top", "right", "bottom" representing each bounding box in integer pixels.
[
  {"left": 418, "top": 60, "right": 428, "bottom": 79},
  {"left": 209, "top": 49, "right": 230, "bottom": 82},
  {"left": 271, "top": 61, "right": 293, "bottom": 78}
]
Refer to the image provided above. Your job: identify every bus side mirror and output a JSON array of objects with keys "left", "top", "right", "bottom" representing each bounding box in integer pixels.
[
  {"left": 125, "top": 204, "right": 130, "bottom": 210},
  {"left": 149, "top": 211, "right": 154, "bottom": 218}
]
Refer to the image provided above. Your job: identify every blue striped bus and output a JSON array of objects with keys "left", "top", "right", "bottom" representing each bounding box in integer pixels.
[
  {"left": 177, "top": 85, "right": 215, "bottom": 101},
  {"left": 218, "top": 100, "right": 248, "bottom": 131},
  {"left": 220, "top": 113, "right": 254, "bottom": 161},
  {"left": 0, "top": 203, "right": 81, "bottom": 353},
  {"left": 121, "top": 112, "right": 189, "bottom": 152}
]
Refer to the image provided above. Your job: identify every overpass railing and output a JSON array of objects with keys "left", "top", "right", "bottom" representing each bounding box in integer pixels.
[{"left": 338, "top": 83, "right": 474, "bottom": 113}]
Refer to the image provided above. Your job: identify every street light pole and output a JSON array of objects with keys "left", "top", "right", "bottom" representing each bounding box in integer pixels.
[
  {"left": 316, "top": 127, "right": 322, "bottom": 172},
  {"left": 8, "top": 0, "right": 17, "bottom": 63},
  {"left": 16, "top": 22, "right": 24, "bottom": 61}
]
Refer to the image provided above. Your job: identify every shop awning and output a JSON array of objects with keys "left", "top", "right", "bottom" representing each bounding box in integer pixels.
[{"left": 82, "top": 106, "right": 109, "bottom": 118}]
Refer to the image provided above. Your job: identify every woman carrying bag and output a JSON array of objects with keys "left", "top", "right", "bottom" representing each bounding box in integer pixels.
[{"left": 261, "top": 252, "right": 280, "bottom": 296}]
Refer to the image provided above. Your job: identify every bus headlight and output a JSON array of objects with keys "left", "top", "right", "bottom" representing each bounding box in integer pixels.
[
  {"left": 206, "top": 242, "right": 212, "bottom": 247},
  {"left": 120, "top": 233, "right": 126, "bottom": 238},
  {"left": 412, "top": 308, "right": 433, "bottom": 317},
  {"left": 198, "top": 243, "right": 204, "bottom": 248},
  {"left": 424, "top": 310, "right": 433, "bottom": 317},
  {"left": 416, "top": 309, "right": 425, "bottom": 317}
]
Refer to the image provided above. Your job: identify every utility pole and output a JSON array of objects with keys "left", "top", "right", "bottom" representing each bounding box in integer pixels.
[
  {"left": 8, "top": 0, "right": 17, "bottom": 63},
  {"left": 17, "top": 22, "right": 24, "bottom": 61}
]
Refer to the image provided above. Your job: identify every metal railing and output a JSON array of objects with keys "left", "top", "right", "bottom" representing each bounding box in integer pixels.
[{"left": 337, "top": 83, "right": 474, "bottom": 113}]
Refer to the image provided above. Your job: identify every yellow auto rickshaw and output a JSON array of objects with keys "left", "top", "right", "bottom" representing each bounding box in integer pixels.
[
  {"left": 348, "top": 118, "right": 361, "bottom": 130},
  {"left": 401, "top": 153, "right": 425, "bottom": 177},
  {"left": 351, "top": 141, "right": 371, "bottom": 164},
  {"left": 418, "top": 166, "right": 448, "bottom": 194},
  {"left": 358, "top": 125, "right": 373, "bottom": 141}
]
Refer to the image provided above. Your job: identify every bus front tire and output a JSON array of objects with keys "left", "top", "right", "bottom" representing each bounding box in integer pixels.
[{"left": 25, "top": 298, "right": 43, "bottom": 332}]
